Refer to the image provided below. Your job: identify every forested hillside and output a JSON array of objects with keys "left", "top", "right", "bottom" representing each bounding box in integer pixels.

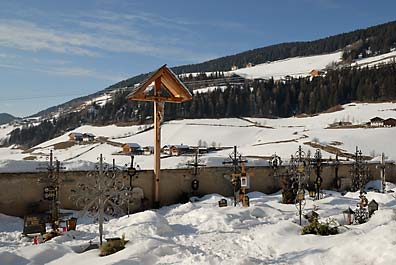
[
  {"left": 103, "top": 21, "right": 396, "bottom": 92},
  {"left": 0, "top": 113, "right": 18, "bottom": 125},
  {"left": 8, "top": 63, "right": 396, "bottom": 147},
  {"left": 33, "top": 21, "right": 396, "bottom": 118},
  {"left": 138, "top": 21, "right": 396, "bottom": 77}
]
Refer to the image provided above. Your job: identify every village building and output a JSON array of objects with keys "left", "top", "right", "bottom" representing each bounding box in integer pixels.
[
  {"left": 244, "top": 62, "right": 254, "bottom": 68},
  {"left": 162, "top": 145, "right": 170, "bottom": 155},
  {"left": 309, "top": 69, "right": 322, "bottom": 77},
  {"left": 122, "top": 143, "right": 143, "bottom": 154},
  {"left": 163, "top": 144, "right": 191, "bottom": 156},
  {"left": 69, "top": 132, "right": 96, "bottom": 142},
  {"left": 383, "top": 118, "right": 396, "bottom": 127},
  {"left": 68, "top": 132, "right": 83, "bottom": 142},
  {"left": 143, "top": 146, "right": 154, "bottom": 155},
  {"left": 198, "top": 147, "right": 209, "bottom": 154},
  {"left": 370, "top": 117, "right": 384, "bottom": 127},
  {"left": 83, "top": 133, "right": 95, "bottom": 141}
]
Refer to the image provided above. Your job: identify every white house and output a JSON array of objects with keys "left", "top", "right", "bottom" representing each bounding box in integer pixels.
[{"left": 370, "top": 117, "right": 384, "bottom": 127}]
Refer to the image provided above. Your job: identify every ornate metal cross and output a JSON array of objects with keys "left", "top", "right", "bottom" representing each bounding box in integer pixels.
[
  {"left": 186, "top": 148, "right": 206, "bottom": 194},
  {"left": 37, "top": 150, "right": 66, "bottom": 229},
  {"left": 289, "top": 145, "right": 311, "bottom": 225},
  {"left": 350, "top": 146, "right": 369, "bottom": 193},
  {"left": 70, "top": 154, "right": 131, "bottom": 245}
]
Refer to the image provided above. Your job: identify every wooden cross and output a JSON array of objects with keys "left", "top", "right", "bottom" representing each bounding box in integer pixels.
[
  {"left": 231, "top": 162, "right": 254, "bottom": 207},
  {"left": 127, "top": 65, "right": 192, "bottom": 208},
  {"left": 186, "top": 148, "right": 206, "bottom": 176}
]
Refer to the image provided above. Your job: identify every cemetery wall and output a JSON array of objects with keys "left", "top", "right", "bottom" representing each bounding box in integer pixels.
[{"left": 0, "top": 162, "right": 395, "bottom": 217}]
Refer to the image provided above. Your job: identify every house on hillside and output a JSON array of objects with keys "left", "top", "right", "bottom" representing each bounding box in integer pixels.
[
  {"left": 384, "top": 118, "right": 396, "bottom": 127},
  {"left": 370, "top": 117, "right": 384, "bottom": 127},
  {"left": 122, "top": 143, "right": 143, "bottom": 154},
  {"left": 244, "top": 63, "right": 254, "bottom": 68},
  {"left": 198, "top": 147, "right": 209, "bottom": 154},
  {"left": 309, "top": 69, "right": 322, "bottom": 77},
  {"left": 143, "top": 146, "right": 154, "bottom": 155},
  {"left": 231, "top": 65, "right": 238, "bottom": 71},
  {"left": 69, "top": 132, "right": 83, "bottom": 142},
  {"left": 163, "top": 144, "right": 191, "bottom": 156},
  {"left": 83, "top": 133, "right": 95, "bottom": 141}
]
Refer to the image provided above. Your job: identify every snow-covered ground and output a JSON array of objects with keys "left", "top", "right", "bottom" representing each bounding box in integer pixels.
[
  {"left": 0, "top": 124, "right": 20, "bottom": 145},
  {"left": 351, "top": 51, "right": 396, "bottom": 68},
  {"left": 228, "top": 50, "right": 396, "bottom": 81},
  {"left": 0, "top": 102, "right": 395, "bottom": 172},
  {"left": 0, "top": 181, "right": 395, "bottom": 264},
  {"left": 231, "top": 51, "right": 342, "bottom": 80},
  {"left": 193, "top": 85, "right": 228, "bottom": 94}
]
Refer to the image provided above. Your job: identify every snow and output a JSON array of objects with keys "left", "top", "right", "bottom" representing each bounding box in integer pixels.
[
  {"left": 0, "top": 102, "right": 396, "bottom": 171},
  {"left": 85, "top": 94, "right": 112, "bottom": 107},
  {"left": 230, "top": 52, "right": 342, "bottom": 80},
  {"left": 1, "top": 182, "right": 396, "bottom": 264},
  {"left": 193, "top": 85, "right": 227, "bottom": 94},
  {"left": 0, "top": 123, "right": 20, "bottom": 144},
  {"left": 0, "top": 146, "right": 25, "bottom": 162},
  {"left": 351, "top": 51, "right": 396, "bottom": 68}
]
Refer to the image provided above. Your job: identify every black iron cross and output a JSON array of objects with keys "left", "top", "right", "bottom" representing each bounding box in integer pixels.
[
  {"left": 186, "top": 148, "right": 206, "bottom": 176},
  {"left": 222, "top": 146, "right": 247, "bottom": 174},
  {"left": 312, "top": 149, "right": 323, "bottom": 200},
  {"left": 37, "top": 150, "right": 66, "bottom": 229}
]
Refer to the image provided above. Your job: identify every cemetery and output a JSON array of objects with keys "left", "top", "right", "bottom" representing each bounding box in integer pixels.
[{"left": 0, "top": 65, "right": 395, "bottom": 263}]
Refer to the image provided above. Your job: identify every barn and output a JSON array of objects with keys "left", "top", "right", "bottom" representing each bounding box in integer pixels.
[
  {"left": 68, "top": 132, "right": 83, "bottom": 142},
  {"left": 122, "top": 143, "right": 143, "bottom": 154}
]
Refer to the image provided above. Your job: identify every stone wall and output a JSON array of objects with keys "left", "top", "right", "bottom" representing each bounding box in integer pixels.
[{"left": 0, "top": 162, "right": 395, "bottom": 217}]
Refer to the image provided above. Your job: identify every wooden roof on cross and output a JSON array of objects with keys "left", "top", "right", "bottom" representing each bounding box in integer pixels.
[{"left": 127, "top": 64, "right": 192, "bottom": 103}]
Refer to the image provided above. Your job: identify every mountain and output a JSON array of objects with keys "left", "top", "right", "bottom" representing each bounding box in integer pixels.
[
  {"left": 9, "top": 21, "right": 396, "bottom": 148},
  {"left": 33, "top": 21, "right": 396, "bottom": 119},
  {"left": 0, "top": 113, "right": 19, "bottom": 125}
]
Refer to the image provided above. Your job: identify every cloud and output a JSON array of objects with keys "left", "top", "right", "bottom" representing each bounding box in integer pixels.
[
  {"left": 0, "top": 58, "right": 125, "bottom": 82},
  {"left": 0, "top": 20, "right": 99, "bottom": 56},
  {"left": 0, "top": 62, "right": 25, "bottom": 71},
  {"left": 85, "top": 10, "right": 192, "bottom": 32},
  {"left": 0, "top": 16, "right": 216, "bottom": 63},
  {"left": 36, "top": 66, "right": 127, "bottom": 82}
]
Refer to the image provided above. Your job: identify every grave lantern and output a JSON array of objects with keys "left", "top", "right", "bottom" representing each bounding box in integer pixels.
[
  {"left": 218, "top": 199, "right": 228, "bottom": 207},
  {"left": 240, "top": 175, "right": 250, "bottom": 189},
  {"left": 368, "top": 199, "right": 379, "bottom": 217},
  {"left": 343, "top": 207, "right": 355, "bottom": 225},
  {"left": 296, "top": 189, "right": 305, "bottom": 202}
]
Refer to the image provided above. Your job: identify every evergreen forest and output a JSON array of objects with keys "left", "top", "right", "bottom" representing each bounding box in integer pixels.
[{"left": 8, "top": 63, "right": 396, "bottom": 148}]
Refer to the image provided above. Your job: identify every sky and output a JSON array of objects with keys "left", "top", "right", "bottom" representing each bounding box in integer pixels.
[{"left": 0, "top": 0, "right": 395, "bottom": 117}]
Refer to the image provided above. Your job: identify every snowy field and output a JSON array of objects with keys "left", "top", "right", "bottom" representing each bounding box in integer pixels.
[
  {"left": 230, "top": 52, "right": 342, "bottom": 80},
  {"left": 0, "top": 102, "right": 396, "bottom": 172},
  {"left": 0, "top": 181, "right": 395, "bottom": 264},
  {"left": 351, "top": 50, "right": 396, "bottom": 68},
  {"left": 230, "top": 50, "right": 396, "bottom": 80}
]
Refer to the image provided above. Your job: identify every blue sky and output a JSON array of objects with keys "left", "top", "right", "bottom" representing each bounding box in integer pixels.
[{"left": 0, "top": 0, "right": 395, "bottom": 117}]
